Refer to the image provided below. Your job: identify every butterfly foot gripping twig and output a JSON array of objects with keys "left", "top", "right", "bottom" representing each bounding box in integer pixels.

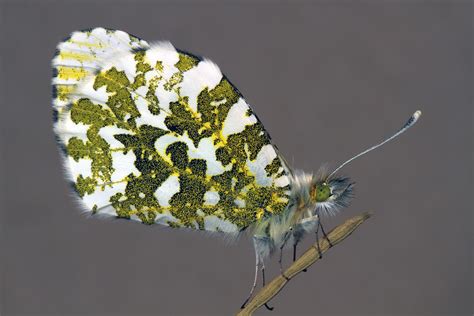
[
  {"left": 236, "top": 212, "right": 371, "bottom": 316},
  {"left": 240, "top": 263, "right": 274, "bottom": 311},
  {"left": 261, "top": 266, "right": 274, "bottom": 311}
]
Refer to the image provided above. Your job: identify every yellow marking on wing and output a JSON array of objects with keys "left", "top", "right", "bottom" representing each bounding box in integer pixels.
[
  {"left": 57, "top": 66, "right": 90, "bottom": 81},
  {"left": 69, "top": 40, "right": 104, "bottom": 49},
  {"left": 198, "top": 122, "right": 212, "bottom": 133},
  {"left": 218, "top": 128, "right": 229, "bottom": 145},
  {"left": 56, "top": 85, "right": 75, "bottom": 100},
  {"left": 272, "top": 192, "right": 288, "bottom": 204},
  {"left": 59, "top": 51, "right": 96, "bottom": 62},
  {"left": 157, "top": 148, "right": 173, "bottom": 166}
]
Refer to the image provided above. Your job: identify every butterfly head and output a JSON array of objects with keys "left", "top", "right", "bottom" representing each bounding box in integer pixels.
[{"left": 309, "top": 173, "right": 354, "bottom": 216}]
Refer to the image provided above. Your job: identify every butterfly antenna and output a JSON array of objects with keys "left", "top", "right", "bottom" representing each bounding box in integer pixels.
[{"left": 327, "top": 110, "right": 422, "bottom": 179}]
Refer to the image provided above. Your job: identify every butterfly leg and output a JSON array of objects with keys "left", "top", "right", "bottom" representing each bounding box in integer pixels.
[
  {"left": 241, "top": 236, "right": 271, "bottom": 309},
  {"left": 292, "top": 242, "right": 308, "bottom": 272},
  {"left": 240, "top": 247, "right": 261, "bottom": 309},
  {"left": 318, "top": 218, "right": 333, "bottom": 247},
  {"left": 261, "top": 262, "right": 274, "bottom": 311},
  {"left": 315, "top": 220, "right": 323, "bottom": 259},
  {"left": 304, "top": 213, "right": 326, "bottom": 259},
  {"left": 279, "top": 247, "right": 284, "bottom": 274},
  {"left": 293, "top": 243, "right": 297, "bottom": 262},
  {"left": 315, "top": 217, "right": 333, "bottom": 259},
  {"left": 278, "top": 232, "right": 290, "bottom": 275}
]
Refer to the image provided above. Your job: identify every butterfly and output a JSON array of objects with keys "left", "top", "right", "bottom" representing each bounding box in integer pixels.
[{"left": 52, "top": 27, "right": 421, "bottom": 309}]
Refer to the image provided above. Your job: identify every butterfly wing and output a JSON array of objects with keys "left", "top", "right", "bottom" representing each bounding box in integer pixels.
[{"left": 53, "top": 28, "right": 291, "bottom": 233}]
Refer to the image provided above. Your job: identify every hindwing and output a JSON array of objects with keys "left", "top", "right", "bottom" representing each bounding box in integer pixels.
[{"left": 53, "top": 28, "right": 292, "bottom": 233}]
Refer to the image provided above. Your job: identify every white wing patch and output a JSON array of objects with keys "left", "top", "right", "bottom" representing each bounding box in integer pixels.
[
  {"left": 82, "top": 182, "right": 127, "bottom": 210},
  {"left": 189, "top": 137, "right": 231, "bottom": 176},
  {"left": 155, "top": 210, "right": 180, "bottom": 225},
  {"left": 110, "top": 151, "right": 140, "bottom": 182},
  {"left": 98, "top": 126, "right": 132, "bottom": 148},
  {"left": 147, "top": 42, "right": 180, "bottom": 75},
  {"left": 67, "top": 157, "right": 93, "bottom": 180},
  {"left": 179, "top": 59, "right": 223, "bottom": 112},
  {"left": 222, "top": 98, "right": 258, "bottom": 137},
  {"left": 246, "top": 144, "right": 278, "bottom": 186},
  {"left": 154, "top": 174, "right": 180, "bottom": 207},
  {"left": 54, "top": 113, "right": 89, "bottom": 143},
  {"left": 204, "top": 190, "right": 220, "bottom": 206},
  {"left": 204, "top": 215, "right": 238, "bottom": 233}
]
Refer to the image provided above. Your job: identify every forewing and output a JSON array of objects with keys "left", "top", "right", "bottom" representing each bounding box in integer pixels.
[{"left": 53, "top": 28, "right": 291, "bottom": 233}]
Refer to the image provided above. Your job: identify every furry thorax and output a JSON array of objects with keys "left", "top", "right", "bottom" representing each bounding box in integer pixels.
[{"left": 251, "top": 168, "right": 354, "bottom": 260}]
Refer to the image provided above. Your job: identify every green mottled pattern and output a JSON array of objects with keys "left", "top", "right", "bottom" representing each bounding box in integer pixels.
[{"left": 54, "top": 32, "right": 291, "bottom": 231}]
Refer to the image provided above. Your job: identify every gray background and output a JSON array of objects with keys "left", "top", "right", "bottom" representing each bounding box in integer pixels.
[{"left": 0, "top": 1, "right": 472, "bottom": 315}]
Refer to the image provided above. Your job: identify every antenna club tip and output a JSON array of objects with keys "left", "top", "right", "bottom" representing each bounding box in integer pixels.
[{"left": 414, "top": 110, "right": 422, "bottom": 119}]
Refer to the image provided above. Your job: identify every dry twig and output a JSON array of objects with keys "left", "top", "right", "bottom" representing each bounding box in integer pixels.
[{"left": 236, "top": 212, "right": 372, "bottom": 316}]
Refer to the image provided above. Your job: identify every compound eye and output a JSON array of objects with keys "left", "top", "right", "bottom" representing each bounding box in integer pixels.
[{"left": 316, "top": 183, "right": 331, "bottom": 202}]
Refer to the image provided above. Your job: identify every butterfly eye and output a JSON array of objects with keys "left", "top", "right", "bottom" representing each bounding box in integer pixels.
[{"left": 316, "top": 183, "right": 331, "bottom": 202}]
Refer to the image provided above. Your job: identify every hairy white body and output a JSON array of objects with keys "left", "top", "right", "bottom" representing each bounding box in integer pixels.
[
  {"left": 239, "top": 169, "right": 353, "bottom": 308},
  {"left": 251, "top": 169, "right": 353, "bottom": 262},
  {"left": 252, "top": 171, "right": 317, "bottom": 259}
]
